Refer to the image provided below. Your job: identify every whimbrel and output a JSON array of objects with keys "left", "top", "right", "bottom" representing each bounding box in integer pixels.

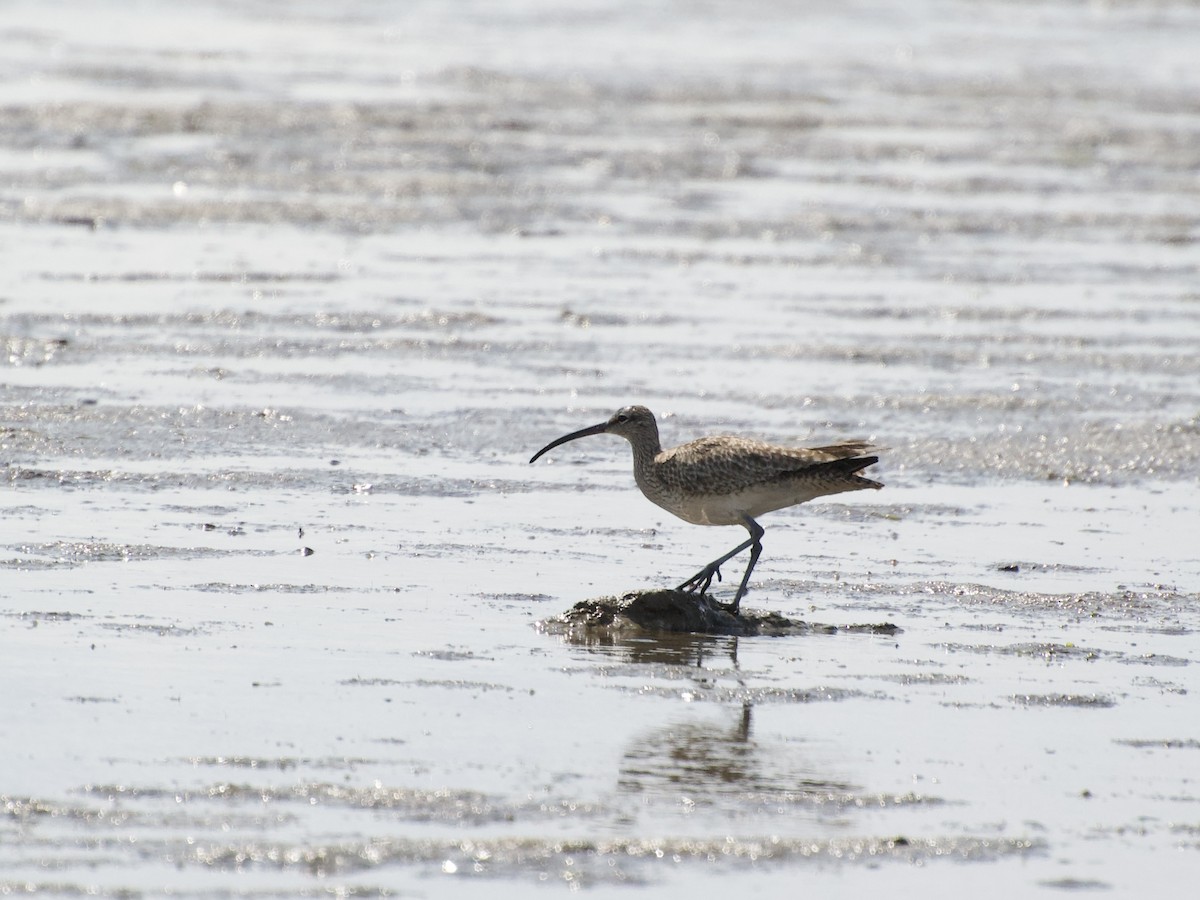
[{"left": 529, "top": 405, "right": 882, "bottom": 614}]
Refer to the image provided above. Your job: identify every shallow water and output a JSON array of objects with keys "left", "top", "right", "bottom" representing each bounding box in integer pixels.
[{"left": 2, "top": 0, "right": 1199, "bottom": 896}]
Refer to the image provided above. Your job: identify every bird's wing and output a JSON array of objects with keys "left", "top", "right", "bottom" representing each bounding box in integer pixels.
[
  {"left": 657, "top": 436, "right": 876, "bottom": 497},
  {"left": 803, "top": 439, "right": 881, "bottom": 459}
]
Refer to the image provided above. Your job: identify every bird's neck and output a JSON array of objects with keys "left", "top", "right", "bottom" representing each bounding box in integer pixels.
[{"left": 626, "top": 431, "right": 663, "bottom": 482}]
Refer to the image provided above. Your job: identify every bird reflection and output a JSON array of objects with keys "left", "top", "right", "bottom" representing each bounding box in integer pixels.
[
  {"left": 545, "top": 610, "right": 857, "bottom": 815},
  {"left": 559, "top": 628, "right": 740, "bottom": 668},
  {"left": 617, "top": 704, "right": 855, "bottom": 812}
]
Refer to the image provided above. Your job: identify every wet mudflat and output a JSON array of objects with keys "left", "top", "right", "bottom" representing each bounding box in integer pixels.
[{"left": 2, "top": 0, "right": 1199, "bottom": 896}]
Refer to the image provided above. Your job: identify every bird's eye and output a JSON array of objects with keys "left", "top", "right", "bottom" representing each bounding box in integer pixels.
[{"left": 616, "top": 413, "right": 629, "bottom": 423}]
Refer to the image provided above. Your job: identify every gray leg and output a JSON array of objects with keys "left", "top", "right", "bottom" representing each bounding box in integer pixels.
[
  {"left": 727, "top": 516, "right": 764, "bottom": 615},
  {"left": 678, "top": 515, "right": 764, "bottom": 615}
]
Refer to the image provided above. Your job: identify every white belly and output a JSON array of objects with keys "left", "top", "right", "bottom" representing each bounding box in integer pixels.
[{"left": 649, "top": 483, "right": 825, "bottom": 527}]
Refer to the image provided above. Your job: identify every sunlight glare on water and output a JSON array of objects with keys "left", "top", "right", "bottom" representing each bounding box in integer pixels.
[{"left": 2, "top": 0, "right": 1199, "bottom": 897}]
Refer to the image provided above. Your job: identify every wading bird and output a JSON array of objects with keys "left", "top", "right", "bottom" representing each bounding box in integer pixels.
[{"left": 529, "top": 405, "right": 882, "bottom": 614}]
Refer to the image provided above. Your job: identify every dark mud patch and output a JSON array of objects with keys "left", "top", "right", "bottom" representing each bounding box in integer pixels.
[
  {"left": 81, "top": 782, "right": 608, "bottom": 826},
  {"left": 857, "top": 581, "right": 1197, "bottom": 623},
  {"left": 540, "top": 590, "right": 900, "bottom": 637},
  {"left": 1010, "top": 693, "right": 1117, "bottom": 709},
  {"left": 616, "top": 682, "right": 874, "bottom": 705},
  {"left": 183, "top": 756, "right": 379, "bottom": 771},
  {"left": 482, "top": 591, "right": 558, "bottom": 604},
  {"left": 842, "top": 672, "right": 974, "bottom": 686},
  {"left": 1, "top": 540, "right": 265, "bottom": 567},
  {"left": 413, "top": 648, "right": 494, "bottom": 662},
  {"left": 96, "top": 621, "right": 206, "bottom": 637},
  {"left": 992, "top": 561, "right": 1099, "bottom": 576},
  {"left": 941, "top": 641, "right": 1190, "bottom": 668},
  {"left": 1128, "top": 675, "right": 1188, "bottom": 695},
  {"left": 1113, "top": 738, "right": 1200, "bottom": 751},
  {"left": 943, "top": 641, "right": 1113, "bottom": 662},
  {"left": 158, "top": 833, "right": 1046, "bottom": 883},
  {"left": 1039, "top": 878, "right": 1112, "bottom": 892},
  {"left": 402, "top": 679, "right": 516, "bottom": 694},
  {"left": 4, "top": 609, "right": 90, "bottom": 623},
  {"left": 182, "top": 582, "right": 356, "bottom": 595}
]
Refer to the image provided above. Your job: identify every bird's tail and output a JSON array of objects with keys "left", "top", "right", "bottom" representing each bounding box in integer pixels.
[{"left": 822, "top": 454, "right": 883, "bottom": 491}]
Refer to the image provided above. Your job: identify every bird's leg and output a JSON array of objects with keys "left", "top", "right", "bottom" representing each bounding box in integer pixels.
[
  {"left": 724, "top": 516, "right": 765, "bottom": 616},
  {"left": 677, "top": 516, "right": 765, "bottom": 616}
]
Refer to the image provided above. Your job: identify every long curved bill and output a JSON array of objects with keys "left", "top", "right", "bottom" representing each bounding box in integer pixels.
[{"left": 529, "top": 421, "right": 609, "bottom": 464}]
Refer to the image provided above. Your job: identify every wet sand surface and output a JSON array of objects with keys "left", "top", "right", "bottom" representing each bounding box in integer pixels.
[{"left": 3, "top": 0, "right": 1199, "bottom": 896}]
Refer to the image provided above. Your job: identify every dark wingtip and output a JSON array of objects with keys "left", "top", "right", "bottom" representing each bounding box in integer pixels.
[
  {"left": 859, "top": 456, "right": 884, "bottom": 489},
  {"left": 837, "top": 454, "right": 879, "bottom": 473},
  {"left": 834, "top": 454, "right": 883, "bottom": 490}
]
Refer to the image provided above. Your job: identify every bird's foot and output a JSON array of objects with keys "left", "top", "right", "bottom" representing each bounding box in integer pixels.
[
  {"left": 715, "top": 596, "right": 743, "bottom": 617},
  {"left": 714, "top": 583, "right": 749, "bottom": 617},
  {"left": 678, "top": 563, "right": 723, "bottom": 596}
]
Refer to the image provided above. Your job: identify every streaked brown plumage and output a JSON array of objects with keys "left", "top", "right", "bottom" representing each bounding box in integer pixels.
[{"left": 530, "top": 405, "right": 882, "bottom": 614}]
